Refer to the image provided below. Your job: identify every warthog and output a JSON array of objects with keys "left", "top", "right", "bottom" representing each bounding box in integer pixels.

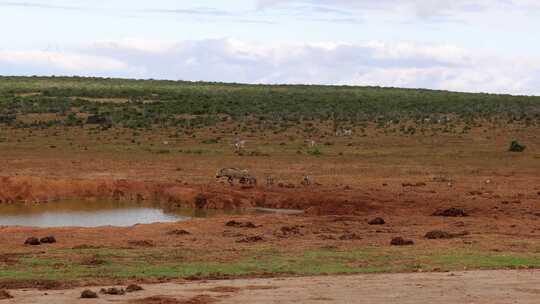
[{"left": 216, "top": 168, "right": 257, "bottom": 186}]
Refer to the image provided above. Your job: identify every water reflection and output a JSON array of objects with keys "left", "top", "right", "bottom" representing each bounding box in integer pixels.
[{"left": 0, "top": 200, "right": 243, "bottom": 228}]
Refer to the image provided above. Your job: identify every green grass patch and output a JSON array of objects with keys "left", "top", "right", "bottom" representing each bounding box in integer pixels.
[{"left": 1, "top": 247, "right": 539, "bottom": 282}]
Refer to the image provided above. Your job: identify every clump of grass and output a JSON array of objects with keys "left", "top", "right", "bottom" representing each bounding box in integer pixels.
[
  {"left": 306, "top": 147, "right": 322, "bottom": 156},
  {"left": 201, "top": 138, "right": 219, "bottom": 144}
]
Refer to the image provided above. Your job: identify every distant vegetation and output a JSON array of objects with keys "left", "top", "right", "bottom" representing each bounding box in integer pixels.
[{"left": 0, "top": 76, "right": 539, "bottom": 135}]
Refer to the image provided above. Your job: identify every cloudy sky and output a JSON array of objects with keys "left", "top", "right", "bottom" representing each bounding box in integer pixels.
[{"left": 1, "top": 0, "right": 539, "bottom": 95}]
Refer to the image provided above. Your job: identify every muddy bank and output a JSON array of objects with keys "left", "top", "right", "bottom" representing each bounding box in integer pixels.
[{"left": 0, "top": 176, "right": 390, "bottom": 215}]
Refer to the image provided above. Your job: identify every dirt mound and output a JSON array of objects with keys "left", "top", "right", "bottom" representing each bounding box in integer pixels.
[
  {"left": 126, "top": 284, "right": 144, "bottom": 293},
  {"left": 390, "top": 237, "right": 414, "bottom": 246},
  {"left": 425, "top": 230, "right": 470, "bottom": 239},
  {"left": 24, "top": 237, "right": 40, "bottom": 246},
  {"left": 432, "top": 208, "right": 468, "bottom": 217},
  {"left": 0, "top": 290, "right": 13, "bottom": 299},
  {"left": 40, "top": 236, "right": 57, "bottom": 244},
  {"left": 81, "top": 289, "right": 98, "bottom": 298},
  {"left": 368, "top": 217, "right": 386, "bottom": 225},
  {"left": 424, "top": 230, "right": 453, "bottom": 239}
]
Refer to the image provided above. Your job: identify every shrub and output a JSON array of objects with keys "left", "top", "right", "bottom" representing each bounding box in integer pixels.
[
  {"left": 509, "top": 140, "right": 526, "bottom": 152},
  {"left": 307, "top": 147, "right": 322, "bottom": 156}
]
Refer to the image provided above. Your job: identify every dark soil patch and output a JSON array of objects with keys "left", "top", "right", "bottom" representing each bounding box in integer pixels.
[
  {"left": 130, "top": 296, "right": 181, "bottom": 304},
  {"left": 390, "top": 237, "right": 414, "bottom": 246},
  {"left": 236, "top": 236, "right": 264, "bottom": 243},
  {"left": 100, "top": 287, "right": 126, "bottom": 295},
  {"left": 205, "top": 286, "right": 241, "bottom": 293},
  {"left": 128, "top": 240, "right": 155, "bottom": 247},
  {"left": 130, "top": 295, "right": 215, "bottom": 304},
  {"left": 432, "top": 208, "right": 469, "bottom": 217},
  {"left": 402, "top": 182, "right": 426, "bottom": 187},
  {"left": 167, "top": 229, "right": 191, "bottom": 236},
  {"left": 276, "top": 225, "right": 303, "bottom": 237},
  {"left": 81, "top": 255, "right": 107, "bottom": 266},
  {"left": 368, "top": 217, "right": 386, "bottom": 225},
  {"left": 339, "top": 233, "right": 362, "bottom": 240},
  {"left": 225, "top": 221, "right": 258, "bottom": 228}
]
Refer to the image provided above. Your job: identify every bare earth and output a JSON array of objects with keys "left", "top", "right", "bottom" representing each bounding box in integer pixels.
[{"left": 3, "top": 270, "right": 539, "bottom": 304}]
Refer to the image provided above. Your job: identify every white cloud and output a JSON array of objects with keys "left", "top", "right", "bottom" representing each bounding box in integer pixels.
[
  {"left": 0, "top": 50, "right": 127, "bottom": 71},
  {"left": 2, "top": 38, "right": 540, "bottom": 95},
  {"left": 256, "top": 0, "right": 540, "bottom": 20}
]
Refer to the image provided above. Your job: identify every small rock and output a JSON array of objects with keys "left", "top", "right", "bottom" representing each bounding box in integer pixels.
[
  {"left": 40, "top": 236, "right": 57, "bottom": 244},
  {"left": 126, "top": 284, "right": 144, "bottom": 293},
  {"left": 368, "top": 217, "right": 386, "bottom": 225},
  {"left": 24, "top": 237, "right": 40, "bottom": 246},
  {"left": 81, "top": 290, "right": 98, "bottom": 299},
  {"left": 390, "top": 237, "right": 414, "bottom": 246}
]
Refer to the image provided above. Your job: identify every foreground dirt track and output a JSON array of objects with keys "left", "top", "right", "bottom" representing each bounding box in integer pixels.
[{"left": 4, "top": 270, "right": 540, "bottom": 304}]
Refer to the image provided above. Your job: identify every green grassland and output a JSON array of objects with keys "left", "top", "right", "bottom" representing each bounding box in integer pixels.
[
  {"left": 1, "top": 76, "right": 539, "bottom": 134},
  {"left": 2, "top": 246, "right": 539, "bottom": 282}
]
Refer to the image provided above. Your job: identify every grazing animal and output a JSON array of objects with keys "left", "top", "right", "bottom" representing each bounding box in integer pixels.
[
  {"left": 216, "top": 168, "right": 257, "bottom": 186},
  {"left": 234, "top": 138, "right": 246, "bottom": 151},
  {"left": 305, "top": 139, "right": 316, "bottom": 147},
  {"left": 301, "top": 175, "right": 311, "bottom": 186},
  {"left": 336, "top": 129, "right": 353, "bottom": 136}
]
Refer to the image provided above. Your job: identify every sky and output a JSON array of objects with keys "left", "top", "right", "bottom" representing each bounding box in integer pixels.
[{"left": 1, "top": 0, "right": 539, "bottom": 95}]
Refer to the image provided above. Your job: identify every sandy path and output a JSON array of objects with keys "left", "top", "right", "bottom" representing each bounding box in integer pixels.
[{"left": 5, "top": 270, "right": 540, "bottom": 303}]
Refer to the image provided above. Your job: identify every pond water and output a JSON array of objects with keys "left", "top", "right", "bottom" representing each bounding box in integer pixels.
[{"left": 0, "top": 200, "right": 245, "bottom": 228}]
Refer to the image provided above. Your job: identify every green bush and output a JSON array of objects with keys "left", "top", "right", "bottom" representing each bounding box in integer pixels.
[{"left": 509, "top": 141, "right": 526, "bottom": 152}]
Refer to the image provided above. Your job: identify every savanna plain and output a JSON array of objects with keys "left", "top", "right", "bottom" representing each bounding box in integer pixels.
[{"left": 0, "top": 76, "right": 539, "bottom": 303}]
